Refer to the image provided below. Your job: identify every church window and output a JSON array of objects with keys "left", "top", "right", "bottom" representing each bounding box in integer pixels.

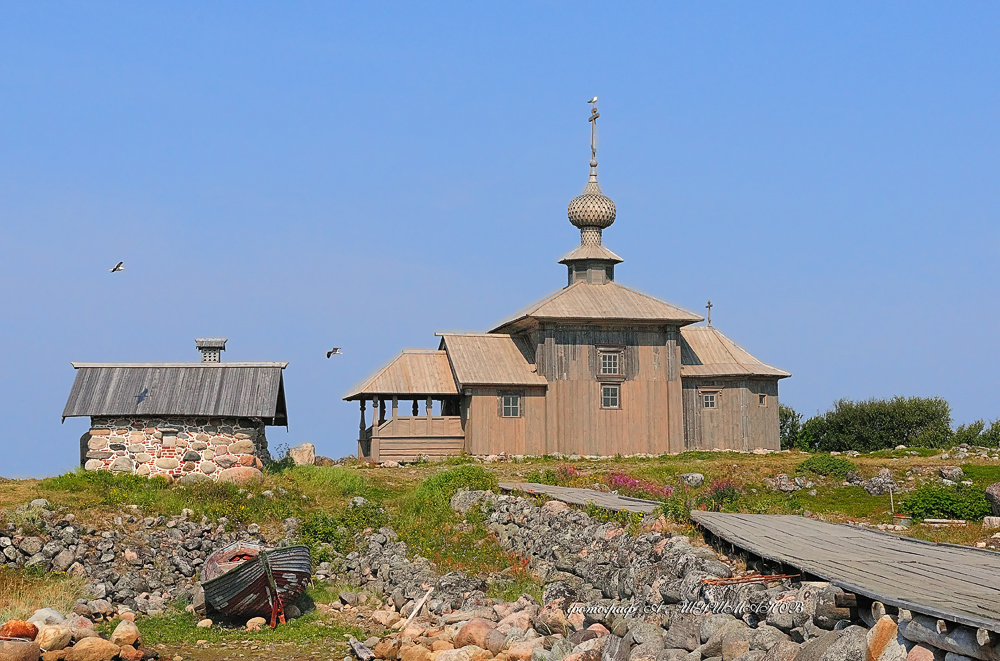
[
  {"left": 500, "top": 393, "right": 521, "bottom": 418},
  {"left": 703, "top": 393, "right": 716, "bottom": 409},
  {"left": 601, "top": 352, "right": 620, "bottom": 375},
  {"left": 759, "top": 394, "right": 767, "bottom": 406},
  {"left": 601, "top": 384, "right": 620, "bottom": 409}
]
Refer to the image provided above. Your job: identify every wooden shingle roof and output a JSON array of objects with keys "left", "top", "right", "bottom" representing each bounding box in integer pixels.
[
  {"left": 491, "top": 281, "right": 703, "bottom": 332},
  {"left": 680, "top": 326, "right": 790, "bottom": 379},
  {"left": 63, "top": 363, "right": 289, "bottom": 424},
  {"left": 343, "top": 351, "right": 459, "bottom": 400},
  {"left": 437, "top": 334, "right": 548, "bottom": 388}
]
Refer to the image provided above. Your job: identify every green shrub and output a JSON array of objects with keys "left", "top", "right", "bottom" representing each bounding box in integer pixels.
[
  {"left": 808, "top": 397, "right": 953, "bottom": 452},
  {"left": 796, "top": 455, "right": 855, "bottom": 479},
  {"left": 299, "top": 500, "right": 388, "bottom": 556},
  {"left": 901, "top": 485, "right": 991, "bottom": 522},
  {"left": 953, "top": 420, "right": 1000, "bottom": 448}
]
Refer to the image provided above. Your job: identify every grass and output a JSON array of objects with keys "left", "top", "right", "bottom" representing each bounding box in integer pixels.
[{"left": 0, "top": 566, "right": 88, "bottom": 622}]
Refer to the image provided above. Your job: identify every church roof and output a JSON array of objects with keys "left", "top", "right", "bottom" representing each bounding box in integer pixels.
[
  {"left": 491, "top": 281, "right": 703, "bottom": 332},
  {"left": 558, "top": 244, "right": 623, "bottom": 264},
  {"left": 343, "top": 351, "right": 459, "bottom": 400},
  {"left": 437, "top": 334, "right": 547, "bottom": 387},
  {"left": 680, "top": 326, "right": 790, "bottom": 379},
  {"left": 63, "top": 363, "right": 289, "bottom": 424}
]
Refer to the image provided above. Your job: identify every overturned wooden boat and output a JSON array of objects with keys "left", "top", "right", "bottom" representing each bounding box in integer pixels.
[{"left": 201, "top": 541, "right": 311, "bottom": 627}]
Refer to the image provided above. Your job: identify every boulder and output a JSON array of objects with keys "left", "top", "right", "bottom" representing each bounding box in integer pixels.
[
  {"left": 627, "top": 643, "right": 661, "bottom": 661},
  {"left": 986, "top": 482, "right": 1000, "bottom": 517},
  {"left": 905, "top": 645, "right": 946, "bottom": 661},
  {"left": 289, "top": 443, "right": 316, "bottom": 466},
  {"left": 109, "top": 619, "right": 140, "bottom": 647},
  {"left": 863, "top": 469, "right": 898, "bottom": 496},
  {"left": 228, "top": 440, "right": 256, "bottom": 455},
  {"left": 938, "top": 467, "right": 964, "bottom": 482},
  {"left": 27, "top": 609, "right": 66, "bottom": 626},
  {"left": 455, "top": 618, "right": 496, "bottom": 649},
  {"left": 117, "top": 645, "right": 143, "bottom": 661},
  {"left": 0, "top": 619, "right": 38, "bottom": 640},
  {"left": 628, "top": 622, "right": 664, "bottom": 647},
  {"left": 758, "top": 641, "right": 800, "bottom": 661},
  {"left": 486, "top": 629, "right": 510, "bottom": 654},
  {"left": 817, "top": 625, "right": 867, "bottom": 661},
  {"left": 866, "top": 615, "right": 909, "bottom": 661},
  {"left": 0, "top": 639, "right": 41, "bottom": 661},
  {"left": 218, "top": 466, "right": 264, "bottom": 485},
  {"left": 246, "top": 617, "right": 267, "bottom": 631},
  {"left": 533, "top": 605, "right": 570, "bottom": 636},
  {"left": 720, "top": 626, "right": 751, "bottom": 660},
  {"left": 748, "top": 626, "right": 789, "bottom": 652},
  {"left": 399, "top": 645, "right": 431, "bottom": 661},
  {"left": 64, "top": 637, "right": 120, "bottom": 661},
  {"left": 36, "top": 625, "right": 73, "bottom": 651},
  {"left": 508, "top": 638, "right": 547, "bottom": 661},
  {"left": 679, "top": 473, "right": 704, "bottom": 488}
]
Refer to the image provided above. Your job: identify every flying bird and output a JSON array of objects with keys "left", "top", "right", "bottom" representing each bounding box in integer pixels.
[
  {"left": 135, "top": 387, "right": 149, "bottom": 404},
  {"left": 587, "top": 96, "right": 598, "bottom": 104},
  {"left": 110, "top": 261, "right": 125, "bottom": 273},
  {"left": 326, "top": 348, "right": 342, "bottom": 358}
]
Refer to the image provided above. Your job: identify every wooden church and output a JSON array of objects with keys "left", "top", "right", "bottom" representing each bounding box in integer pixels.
[{"left": 346, "top": 105, "right": 789, "bottom": 462}]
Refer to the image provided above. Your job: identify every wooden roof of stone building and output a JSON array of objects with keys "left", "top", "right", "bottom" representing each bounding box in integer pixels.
[
  {"left": 437, "top": 334, "right": 548, "bottom": 388},
  {"left": 343, "top": 351, "right": 459, "bottom": 400},
  {"left": 63, "top": 363, "right": 289, "bottom": 424},
  {"left": 680, "top": 326, "right": 790, "bottom": 379},
  {"left": 491, "top": 281, "right": 703, "bottom": 333}
]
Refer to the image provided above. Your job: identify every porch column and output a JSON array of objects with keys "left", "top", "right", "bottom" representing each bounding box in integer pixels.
[
  {"left": 391, "top": 396, "right": 399, "bottom": 419},
  {"left": 379, "top": 398, "right": 386, "bottom": 425},
  {"left": 371, "top": 396, "right": 380, "bottom": 463},
  {"left": 426, "top": 396, "right": 433, "bottom": 419},
  {"left": 358, "top": 400, "right": 367, "bottom": 438}
]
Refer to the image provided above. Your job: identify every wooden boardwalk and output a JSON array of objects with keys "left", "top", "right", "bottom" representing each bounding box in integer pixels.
[
  {"left": 691, "top": 511, "right": 1000, "bottom": 632},
  {"left": 498, "top": 482, "right": 661, "bottom": 514}
]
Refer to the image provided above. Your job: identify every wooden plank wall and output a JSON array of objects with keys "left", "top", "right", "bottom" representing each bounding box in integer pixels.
[
  {"left": 528, "top": 325, "right": 685, "bottom": 456},
  {"left": 465, "top": 386, "right": 546, "bottom": 456},
  {"left": 682, "top": 378, "right": 780, "bottom": 451}
]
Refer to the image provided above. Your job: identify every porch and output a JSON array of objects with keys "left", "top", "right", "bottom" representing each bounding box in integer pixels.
[{"left": 359, "top": 413, "right": 465, "bottom": 463}]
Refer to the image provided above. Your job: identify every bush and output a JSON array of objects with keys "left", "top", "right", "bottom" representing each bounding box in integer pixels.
[
  {"left": 796, "top": 455, "right": 855, "bottom": 480},
  {"left": 605, "top": 472, "right": 673, "bottom": 500},
  {"left": 700, "top": 478, "right": 743, "bottom": 510},
  {"left": 299, "top": 500, "right": 388, "bottom": 556},
  {"left": 809, "top": 397, "right": 953, "bottom": 452},
  {"left": 901, "top": 485, "right": 991, "bottom": 522}
]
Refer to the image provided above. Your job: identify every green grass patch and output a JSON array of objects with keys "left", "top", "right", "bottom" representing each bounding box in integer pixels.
[
  {"left": 299, "top": 500, "right": 389, "bottom": 561},
  {"left": 959, "top": 464, "right": 1000, "bottom": 486},
  {"left": 40, "top": 469, "right": 301, "bottom": 524},
  {"left": 796, "top": 486, "right": 890, "bottom": 519},
  {"left": 865, "top": 447, "right": 941, "bottom": 458},
  {"left": 486, "top": 573, "right": 544, "bottom": 604},
  {"left": 796, "top": 455, "right": 856, "bottom": 479}
]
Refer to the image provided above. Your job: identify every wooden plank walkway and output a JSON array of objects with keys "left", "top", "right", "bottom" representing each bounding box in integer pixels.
[
  {"left": 498, "top": 482, "right": 661, "bottom": 514},
  {"left": 691, "top": 511, "right": 1000, "bottom": 633}
]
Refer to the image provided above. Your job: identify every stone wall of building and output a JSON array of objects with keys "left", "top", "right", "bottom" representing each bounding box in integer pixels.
[{"left": 80, "top": 417, "right": 271, "bottom": 481}]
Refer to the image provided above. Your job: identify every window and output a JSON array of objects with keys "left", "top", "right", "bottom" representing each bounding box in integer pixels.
[
  {"left": 600, "top": 352, "right": 620, "bottom": 375},
  {"left": 501, "top": 393, "right": 520, "bottom": 418},
  {"left": 759, "top": 394, "right": 767, "bottom": 406},
  {"left": 601, "top": 384, "right": 620, "bottom": 409},
  {"left": 703, "top": 393, "right": 716, "bottom": 409}
]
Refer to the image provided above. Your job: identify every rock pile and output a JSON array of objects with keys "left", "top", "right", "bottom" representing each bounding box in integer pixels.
[
  {"left": 323, "top": 490, "right": 1000, "bottom": 661},
  {"left": 0, "top": 608, "right": 154, "bottom": 661},
  {"left": 1, "top": 501, "right": 294, "bottom": 616}
]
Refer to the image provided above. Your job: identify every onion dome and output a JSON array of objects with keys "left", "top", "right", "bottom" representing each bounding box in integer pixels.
[{"left": 567, "top": 160, "right": 616, "bottom": 232}]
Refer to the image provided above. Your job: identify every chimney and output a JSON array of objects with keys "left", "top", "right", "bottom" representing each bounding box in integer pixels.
[{"left": 195, "top": 338, "right": 227, "bottom": 363}]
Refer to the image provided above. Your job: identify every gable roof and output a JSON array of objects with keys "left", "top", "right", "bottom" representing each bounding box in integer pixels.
[
  {"left": 491, "top": 281, "right": 703, "bottom": 332},
  {"left": 680, "top": 326, "right": 790, "bottom": 379},
  {"left": 343, "top": 351, "right": 459, "bottom": 400},
  {"left": 63, "top": 363, "right": 289, "bottom": 424},
  {"left": 437, "top": 334, "right": 548, "bottom": 388}
]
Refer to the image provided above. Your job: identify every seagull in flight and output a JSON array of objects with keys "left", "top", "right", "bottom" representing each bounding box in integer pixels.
[
  {"left": 587, "top": 96, "right": 598, "bottom": 104},
  {"left": 110, "top": 261, "right": 125, "bottom": 273},
  {"left": 326, "top": 348, "right": 342, "bottom": 358}
]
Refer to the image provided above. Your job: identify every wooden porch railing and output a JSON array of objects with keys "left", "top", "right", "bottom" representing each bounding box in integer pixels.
[{"left": 358, "top": 416, "right": 465, "bottom": 463}]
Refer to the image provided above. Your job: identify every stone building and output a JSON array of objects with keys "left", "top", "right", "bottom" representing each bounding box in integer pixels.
[
  {"left": 63, "top": 338, "right": 288, "bottom": 481},
  {"left": 346, "top": 105, "right": 789, "bottom": 462}
]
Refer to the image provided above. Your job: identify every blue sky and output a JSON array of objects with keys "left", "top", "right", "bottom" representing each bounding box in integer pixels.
[{"left": 1, "top": 3, "right": 998, "bottom": 476}]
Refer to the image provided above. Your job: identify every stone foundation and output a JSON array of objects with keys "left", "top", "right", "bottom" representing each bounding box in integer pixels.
[{"left": 80, "top": 417, "right": 272, "bottom": 481}]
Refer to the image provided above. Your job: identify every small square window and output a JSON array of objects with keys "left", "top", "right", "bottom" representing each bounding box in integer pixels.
[
  {"left": 600, "top": 352, "right": 620, "bottom": 375},
  {"left": 601, "top": 384, "right": 620, "bottom": 409},
  {"left": 501, "top": 394, "right": 520, "bottom": 418},
  {"left": 759, "top": 394, "right": 767, "bottom": 406},
  {"left": 703, "top": 393, "right": 716, "bottom": 409}
]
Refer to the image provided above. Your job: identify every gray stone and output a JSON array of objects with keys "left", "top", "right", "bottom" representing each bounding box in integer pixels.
[
  {"left": 863, "top": 469, "right": 898, "bottom": 496},
  {"left": 289, "top": 442, "right": 316, "bottom": 466},
  {"left": 84, "top": 460, "right": 104, "bottom": 471},
  {"left": 748, "top": 626, "right": 790, "bottom": 651},
  {"left": 654, "top": 652, "right": 688, "bottom": 661},
  {"left": 700, "top": 614, "right": 737, "bottom": 644},
  {"left": 792, "top": 629, "right": 842, "bottom": 661},
  {"left": 215, "top": 455, "right": 238, "bottom": 469},
  {"left": 228, "top": 440, "right": 256, "bottom": 454},
  {"left": 155, "top": 458, "right": 179, "bottom": 470},
  {"left": 109, "top": 456, "right": 134, "bottom": 472},
  {"left": 18, "top": 536, "right": 44, "bottom": 555},
  {"left": 679, "top": 473, "right": 705, "bottom": 487},
  {"left": 701, "top": 621, "right": 748, "bottom": 658},
  {"left": 182, "top": 450, "right": 201, "bottom": 463},
  {"left": 986, "top": 482, "right": 1000, "bottom": 517},
  {"left": 758, "top": 641, "right": 800, "bottom": 661},
  {"left": 87, "top": 451, "right": 113, "bottom": 460},
  {"left": 939, "top": 466, "right": 964, "bottom": 481},
  {"left": 178, "top": 472, "right": 212, "bottom": 485},
  {"left": 630, "top": 622, "right": 665, "bottom": 647},
  {"left": 27, "top": 607, "right": 66, "bottom": 625},
  {"left": 629, "top": 643, "right": 663, "bottom": 661},
  {"left": 200, "top": 461, "right": 217, "bottom": 474},
  {"left": 128, "top": 444, "right": 145, "bottom": 453}
]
